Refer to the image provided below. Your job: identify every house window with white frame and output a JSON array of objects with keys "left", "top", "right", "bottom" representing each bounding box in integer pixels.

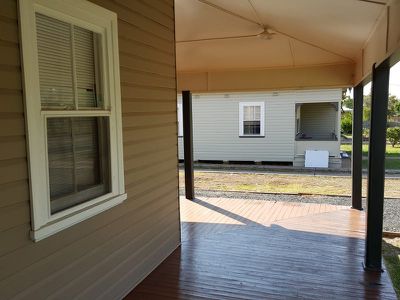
[
  {"left": 19, "top": 0, "right": 126, "bottom": 241},
  {"left": 239, "top": 102, "right": 265, "bottom": 136}
]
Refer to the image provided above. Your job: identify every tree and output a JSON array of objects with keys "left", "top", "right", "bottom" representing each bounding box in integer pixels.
[
  {"left": 340, "top": 92, "right": 400, "bottom": 132},
  {"left": 341, "top": 112, "right": 352, "bottom": 134},
  {"left": 363, "top": 94, "right": 371, "bottom": 122},
  {"left": 395, "top": 100, "right": 400, "bottom": 115},
  {"left": 341, "top": 95, "right": 353, "bottom": 112},
  {"left": 362, "top": 94, "right": 400, "bottom": 122},
  {"left": 388, "top": 95, "right": 400, "bottom": 119},
  {"left": 387, "top": 127, "right": 400, "bottom": 147},
  {"left": 340, "top": 88, "right": 353, "bottom": 113}
]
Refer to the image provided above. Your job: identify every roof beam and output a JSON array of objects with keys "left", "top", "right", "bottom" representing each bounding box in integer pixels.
[
  {"left": 247, "top": 0, "right": 264, "bottom": 26},
  {"left": 177, "top": 63, "right": 354, "bottom": 93},
  {"left": 196, "top": 0, "right": 260, "bottom": 26},
  {"left": 176, "top": 34, "right": 258, "bottom": 44},
  {"left": 356, "top": 0, "right": 386, "bottom": 5}
]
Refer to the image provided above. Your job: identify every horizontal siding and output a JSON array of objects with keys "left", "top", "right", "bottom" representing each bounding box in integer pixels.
[
  {"left": 295, "top": 140, "right": 341, "bottom": 157},
  {"left": 300, "top": 103, "right": 338, "bottom": 139},
  {"left": 94, "top": 0, "right": 174, "bottom": 41},
  {"left": 0, "top": 1, "right": 29, "bottom": 268},
  {"left": 0, "top": 0, "right": 180, "bottom": 299},
  {"left": 178, "top": 89, "right": 341, "bottom": 162},
  {"left": 295, "top": 89, "right": 342, "bottom": 103},
  {"left": 0, "top": 180, "right": 29, "bottom": 209},
  {"left": 178, "top": 93, "right": 295, "bottom": 162}
]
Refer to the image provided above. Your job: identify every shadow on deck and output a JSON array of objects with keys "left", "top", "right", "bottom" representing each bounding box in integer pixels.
[{"left": 126, "top": 196, "right": 397, "bottom": 299}]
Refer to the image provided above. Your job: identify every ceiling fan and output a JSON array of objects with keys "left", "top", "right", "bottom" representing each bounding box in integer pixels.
[{"left": 257, "top": 27, "right": 277, "bottom": 40}]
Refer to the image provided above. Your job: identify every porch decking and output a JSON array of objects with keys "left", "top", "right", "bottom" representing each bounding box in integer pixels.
[{"left": 126, "top": 197, "right": 397, "bottom": 299}]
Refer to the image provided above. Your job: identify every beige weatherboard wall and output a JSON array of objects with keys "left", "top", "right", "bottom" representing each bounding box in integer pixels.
[
  {"left": 0, "top": 0, "right": 180, "bottom": 299},
  {"left": 178, "top": 89, "right": 341, "bottom": 166}
]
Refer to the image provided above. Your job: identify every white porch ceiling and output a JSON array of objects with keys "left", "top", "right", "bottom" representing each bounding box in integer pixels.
[{"left": 175, "top": 0, "right": 388, "bottom": 72}]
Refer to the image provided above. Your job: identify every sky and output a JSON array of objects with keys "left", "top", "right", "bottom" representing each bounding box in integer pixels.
[
  {"left": 362, "top": 62, "right": 400, "bottom": 97},
  {"left": 389, "top": 62, "right": 400, "bottom": 97}
]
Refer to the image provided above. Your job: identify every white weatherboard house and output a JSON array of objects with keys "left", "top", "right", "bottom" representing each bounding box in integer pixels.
[{"left": 178, "top": 89, "right": 342, "bottom": 168}]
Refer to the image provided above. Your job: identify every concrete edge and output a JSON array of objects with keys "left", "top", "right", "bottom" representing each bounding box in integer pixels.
[{"left": 383, "top": 231, "right": 400, "bottom": 238}]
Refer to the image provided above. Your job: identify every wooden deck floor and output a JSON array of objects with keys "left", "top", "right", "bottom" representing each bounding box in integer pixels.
[{"left": 126, "top": 197, "right": 397, "bottom": 299}]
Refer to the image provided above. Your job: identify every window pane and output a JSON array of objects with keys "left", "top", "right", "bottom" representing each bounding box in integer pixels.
[
  {"left": 74, "top": 118, "right": 101, "bottom": 191},
  {"left": 36, "top": 13, "right": 101, "bottom": 109},
  {"left": 74, "top": 26, "right": 100, "bottom": 108},
  {"left": 254, "top": 106, "right": 261, "bottom": 120},
  {"left": 243, "top": 106, "right": 254, "bottom": 121},
  {"left": 47, "top": 118, "right": 75, "bottom": 198},
  {"left": 36, "top": 13, "right": 74, "bottom": 109},
  {"left": 243, "top": 105, "right": 261, "bottom": 121},
  {"left": 47, "top": 117, "right": 110, "bottom": 214},
  {"left": 243, "top": 121, "right": 261, "bottom": 135}
]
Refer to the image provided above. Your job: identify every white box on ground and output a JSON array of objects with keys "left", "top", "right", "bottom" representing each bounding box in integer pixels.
[{"left": 305, "top": 150, "right": 329, "bottom": 168}]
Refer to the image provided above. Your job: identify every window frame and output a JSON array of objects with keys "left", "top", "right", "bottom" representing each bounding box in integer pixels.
[
  {"left": 238, "top": 102, "right": 265, "bottom": 137},
  {"left": 19, "top": 0, "right": 126, "bottom": 241}
]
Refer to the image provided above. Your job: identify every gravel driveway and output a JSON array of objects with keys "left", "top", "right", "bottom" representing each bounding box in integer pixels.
[{"left": 180, "top": 189, "right": 400, "bottom": 232}]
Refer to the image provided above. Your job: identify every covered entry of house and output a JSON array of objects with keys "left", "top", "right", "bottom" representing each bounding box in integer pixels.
[
  {"left": 0, "top": 0, "right": 399, "bottom": 299},
  {"left": 163, "top": 0, "right": 400, "bottom": 298}
]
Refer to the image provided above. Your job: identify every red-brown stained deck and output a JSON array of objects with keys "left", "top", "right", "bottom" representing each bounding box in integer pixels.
[{"left": 126, "top": 196, "right": 397, "bottom": 299}]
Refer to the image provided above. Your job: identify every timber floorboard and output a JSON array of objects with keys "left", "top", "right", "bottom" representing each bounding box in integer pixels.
[{"left": 126, "top": 196, "right": 397, "bottom": 299}]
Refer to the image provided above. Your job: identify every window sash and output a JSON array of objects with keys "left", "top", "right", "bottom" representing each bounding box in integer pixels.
[
  {"left": 239, "top": 102, "right": 265, "bottom": 136},
  {"left": 243, "top": 121, "right": 261, "bottom": 135},
  {"left": 46, "top": 116, "right": 111, "bottom": 214},
  {"left": 243, "top": 106, "right": 261, "bottom": 121},
  {"left": 36, "top": 12, "right": 103, "bottom": 111}
]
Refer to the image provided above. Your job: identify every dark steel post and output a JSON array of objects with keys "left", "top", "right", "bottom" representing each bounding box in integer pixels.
[
  {"left": 351, "top": 84, "right": 363, "bottom": 210},
  {"left": 364, "top": 60, "right": 390, "bottom": 272},
  {"left": 182, "top": 91, "right": 194, "bottom": 200}
]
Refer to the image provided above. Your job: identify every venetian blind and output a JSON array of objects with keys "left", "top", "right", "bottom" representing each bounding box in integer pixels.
[
  {"left": 47, "top": 117, "right": 109, "bottom": 214},
  {"left": 47, "top": 117, "right": 101, "bottom": 199},
  {"left": 36, "top": 13, "right": 74, "bottom": 108},
  {"left": 74, "top": 26, "right": 98, "bottom": 108},
  {"left": 36, "top": 13, "right": 98, "bottom": 109}
]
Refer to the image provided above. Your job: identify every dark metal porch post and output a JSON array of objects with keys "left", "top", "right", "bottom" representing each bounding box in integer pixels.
[
  {"left": 351, "top": 84, "right": 363, "bottom": 210},
  {"left": 364, "top": 61, "right": 390, "bottom": 271},
  {"left": 182, "top": 90, "right": 194, "bottom": 200}
]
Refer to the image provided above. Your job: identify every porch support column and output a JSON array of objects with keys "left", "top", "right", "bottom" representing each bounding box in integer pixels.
[
  {"left": 351, "top": 83, "right": 363, "bottom": 210},
  {"left": 364, "top": 60, "right": 390, "bottom": 272},
  {"left": 182, "top": 90, "right": 194, "bottom": 200}
]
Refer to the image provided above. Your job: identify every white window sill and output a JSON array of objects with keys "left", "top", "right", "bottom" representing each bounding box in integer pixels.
[
  {"left": 239, "top": 135, "right": 265, "bottom": 138},
  {"left": 30, "top": 193, "right": 127, "bottom": 242}
]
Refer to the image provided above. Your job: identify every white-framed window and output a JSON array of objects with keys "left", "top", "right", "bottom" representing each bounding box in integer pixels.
[
  {"left": 177, "top": 103, "right": 183, "bottom": 137},
  {"left": 19, "top": 0, "right": 126, "bottom": 241},
  {"left": 239, "top": 102, "right": 265, "bottom": 136}
]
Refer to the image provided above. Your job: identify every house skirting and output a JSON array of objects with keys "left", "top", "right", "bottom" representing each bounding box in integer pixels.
[{"left": 293, "top": 156, "right": 342, "bottom": 169}]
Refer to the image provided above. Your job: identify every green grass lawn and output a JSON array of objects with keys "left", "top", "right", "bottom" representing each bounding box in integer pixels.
[
  {"left": 341, "top": 144, "right": 400, "bottom": 158},
  {"left": 383, "top": 238, "right": 400, "bottom": 298},
  {"left": 362, "top": 158, "right": 400, "bottom": 170}
]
